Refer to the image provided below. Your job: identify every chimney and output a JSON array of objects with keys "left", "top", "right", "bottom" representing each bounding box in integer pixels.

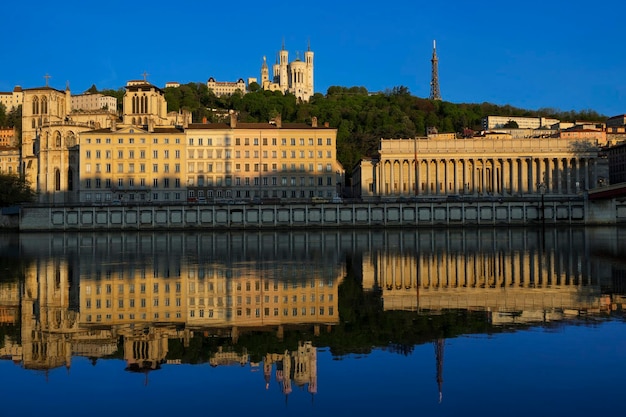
[
  {"left": 311, "top": 116, "right": 318, "bottom": 128},
  {"left": 111, "top": 117, "right": 117, "bottom": 132},
  {"left": 202, "top": 116, "right": 207, "bottom": 124},
  {"left": 148, "top": 117, "right": 154, "bottom": 133},
  {"left": 275, "top": 113, "right": 281, "bottom": 128},
  {"left": 229, "top": 110, "right": 237, "bottom": 128},
  {"left": 324, "top": 122, "right": 329, "bottom": 128}
]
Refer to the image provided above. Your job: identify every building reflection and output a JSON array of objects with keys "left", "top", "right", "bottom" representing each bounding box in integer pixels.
[
  {"left": 1, "top": 229, "right": 625, "bottom": 398},
  {"left": 0, "top": 232, "right": 340, "bottom": 401},
  {"left": 360, "top": 228, "right": 622, "bottom": 323}
]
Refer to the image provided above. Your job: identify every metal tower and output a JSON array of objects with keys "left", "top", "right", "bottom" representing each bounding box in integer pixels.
[
  {"left": 434, "top": 338, "right": 444, "bottom": 403},
  {"left": 429, "top": 40, "right": 442, "bottom": 101}
]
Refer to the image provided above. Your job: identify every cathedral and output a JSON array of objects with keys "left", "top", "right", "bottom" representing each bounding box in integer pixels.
[{"left": 260, "top": 41, "right": 314, "bottom": 102}]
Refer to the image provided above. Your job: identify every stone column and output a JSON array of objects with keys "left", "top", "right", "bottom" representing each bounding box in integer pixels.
[{"left": 543, "top": 158, "right": 550, "bottom": 194}]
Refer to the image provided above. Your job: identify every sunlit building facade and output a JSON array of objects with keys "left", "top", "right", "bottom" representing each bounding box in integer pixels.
[
  {"left": 185, "top": 114, "right": 343, "bottom": 202},
  {"left": 355, "top": 133, "right": 603, "bottom": 201},
  {"left": 206, "top": 77, "right": 247, "bottom": 97}
]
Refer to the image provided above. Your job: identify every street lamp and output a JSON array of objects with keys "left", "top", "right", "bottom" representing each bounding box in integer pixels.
[{"left": 537, "top": 182, "right": 546, "bottom": 223}]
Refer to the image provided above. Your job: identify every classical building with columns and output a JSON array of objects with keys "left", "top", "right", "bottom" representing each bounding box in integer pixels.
[{"left": 354, "top": 132, "right": 604, "bottom": 201}]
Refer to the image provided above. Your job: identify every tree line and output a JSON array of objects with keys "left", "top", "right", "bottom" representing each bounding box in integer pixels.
[{"left": 160, "top": 83, "right": 606, "bottom": 170}]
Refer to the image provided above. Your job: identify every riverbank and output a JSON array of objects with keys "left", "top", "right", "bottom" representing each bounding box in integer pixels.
[{"left": 6, "top": 197, "right": 622, "bottom": 231}]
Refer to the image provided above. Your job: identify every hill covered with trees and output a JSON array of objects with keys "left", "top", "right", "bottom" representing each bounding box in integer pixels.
[{"left": 160, "top": 83, "right": 605, "bottom": 170}]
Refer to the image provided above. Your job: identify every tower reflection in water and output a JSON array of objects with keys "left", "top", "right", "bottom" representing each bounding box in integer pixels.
[{"left": 1, "top": 228, "right": 625, "bottom": 400}]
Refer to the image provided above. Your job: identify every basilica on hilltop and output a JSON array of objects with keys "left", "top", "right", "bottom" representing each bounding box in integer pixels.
[{"left": 260, "top": 41, "right": 314, "bottom": 102}]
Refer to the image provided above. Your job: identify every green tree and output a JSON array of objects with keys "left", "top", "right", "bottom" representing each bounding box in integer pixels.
[
  {"left": 6, "top": 105, "right": 22, "bottom": 145},
  {"left": 248, "top": 82, "right": 261, "bottom": 92},
  {"left": 0, "top": 173, "right": 36, "bottom": 206},
  {"left": 0, "top": 102, "right": 6, "bottom": 127},
  {"left": 503, "top": 120, "right": 519, "bottom": 128}
]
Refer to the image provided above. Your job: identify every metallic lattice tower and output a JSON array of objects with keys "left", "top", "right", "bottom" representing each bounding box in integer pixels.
[{"left": 429, "top": 40, "right": 442, "bottom": 101}]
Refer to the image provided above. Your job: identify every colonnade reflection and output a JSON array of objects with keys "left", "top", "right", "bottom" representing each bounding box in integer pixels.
[{"left": 1, "top": 228, "right": 625, "bottom": 384}]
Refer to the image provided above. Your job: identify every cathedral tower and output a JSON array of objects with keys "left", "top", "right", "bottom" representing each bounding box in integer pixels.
[{"left": 279, "top": 40, "right": 289, "bottom": 92}]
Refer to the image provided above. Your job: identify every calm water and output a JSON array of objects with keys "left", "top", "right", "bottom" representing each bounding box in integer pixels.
[{"left": 1, "top": 228, "right": 625, "bottom": 416}]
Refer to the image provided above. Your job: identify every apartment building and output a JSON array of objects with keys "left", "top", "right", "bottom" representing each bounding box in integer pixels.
[
  {"left": 79, "top": 125, "right": 186, "bottom": 204},
  {"left": 185, "top": 113, "right": 343, "bottom": 203}
]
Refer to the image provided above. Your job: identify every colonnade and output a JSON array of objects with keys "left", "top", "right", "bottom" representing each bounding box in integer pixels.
[
  {"left": 376, "top": 157, "right": 598, "bottom": 197},
  {"left": 376, "top": 250, "right": 590, "bottom": 291}
]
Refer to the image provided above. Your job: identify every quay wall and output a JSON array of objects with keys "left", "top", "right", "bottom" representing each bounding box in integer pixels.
[{"left": 14, "top": 199, "right": 625, "bottom": 231}]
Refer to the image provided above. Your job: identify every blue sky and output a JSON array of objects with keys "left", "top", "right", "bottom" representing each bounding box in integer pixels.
[{"left": 2, "top": 0, "right": 624, "bottom": 117}]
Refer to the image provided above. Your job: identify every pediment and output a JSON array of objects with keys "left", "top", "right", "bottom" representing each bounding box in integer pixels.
[{"left": 115, "top": 125, "right": 148, "bottom": 134}]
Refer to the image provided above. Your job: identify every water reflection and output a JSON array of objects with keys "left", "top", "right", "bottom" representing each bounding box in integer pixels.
[{"left": 1, "top": 228, "right": 625, "bottom": 404}]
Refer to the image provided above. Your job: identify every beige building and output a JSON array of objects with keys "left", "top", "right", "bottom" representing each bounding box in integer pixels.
[
  {"left": 71, "top": 92, "right": 117, "bottom": 112},
  {"left": 78, "top": 81, "right": 193, "bottom": 204},
  {"left": 482, "top": 115, "right": 560, "bottom": 130},
  {"left": 261, "top": 41, "right": 314, "bottom": 102},
  {"left": 185, "top": 113, "right": 342, "bottom": 202},
  {"left": 206, "top": 77, "right": 246, "bottom": 97},
  {"left": 354, "top": 132, "right": 602, "bottom": 201},
  {"left": 0, "top": 146, "right": 20, "bottom": 175},
  {"left": 79, "top": 125, "right": 186, "bottom": 204},
  {"left": 0, "top": 86, "right": 23, "bottom": 112}
]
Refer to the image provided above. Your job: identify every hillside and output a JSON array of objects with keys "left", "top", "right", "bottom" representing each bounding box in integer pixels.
[{"left": 160, "top": 83, "right": 606, "bottom": 170}]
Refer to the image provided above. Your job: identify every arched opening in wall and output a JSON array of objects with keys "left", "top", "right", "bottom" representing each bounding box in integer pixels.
[
  {"left": 32, "top": 96, "right": 39, "bottom": 115},
  {"left": 55, "top": 168, "right": 61, "bottom": 191},
  {"left": 132, "top": 95, "right": 137, "bottom": 113},
  {"left": 68, "top": 167, "right": 74, "bottom": 191},
  {"left": 42, "top": 96, "right": 48, "bottom": 114},
  {"left": 31, "top": 119, "right": 36, "bottom": 129},
  {"left": 55, "top": 131, "right": 62, "bottom": 147},
  {"left": 66, "top": 131, "right": 76, "bottom": 147},
  {"left": 144, "top": 117, "right": 148, "bottom": 125}
]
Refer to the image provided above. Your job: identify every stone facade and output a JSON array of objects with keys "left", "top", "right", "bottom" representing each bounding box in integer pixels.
[
  {"left": 355, "top": 133, "right": 603, "bottom": 201},
  {"left": 71, "top": 92, "right": 117, "bottom": 112},
  {"left": 206, "top": 77, "right": 246, "bottom": 97}
]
